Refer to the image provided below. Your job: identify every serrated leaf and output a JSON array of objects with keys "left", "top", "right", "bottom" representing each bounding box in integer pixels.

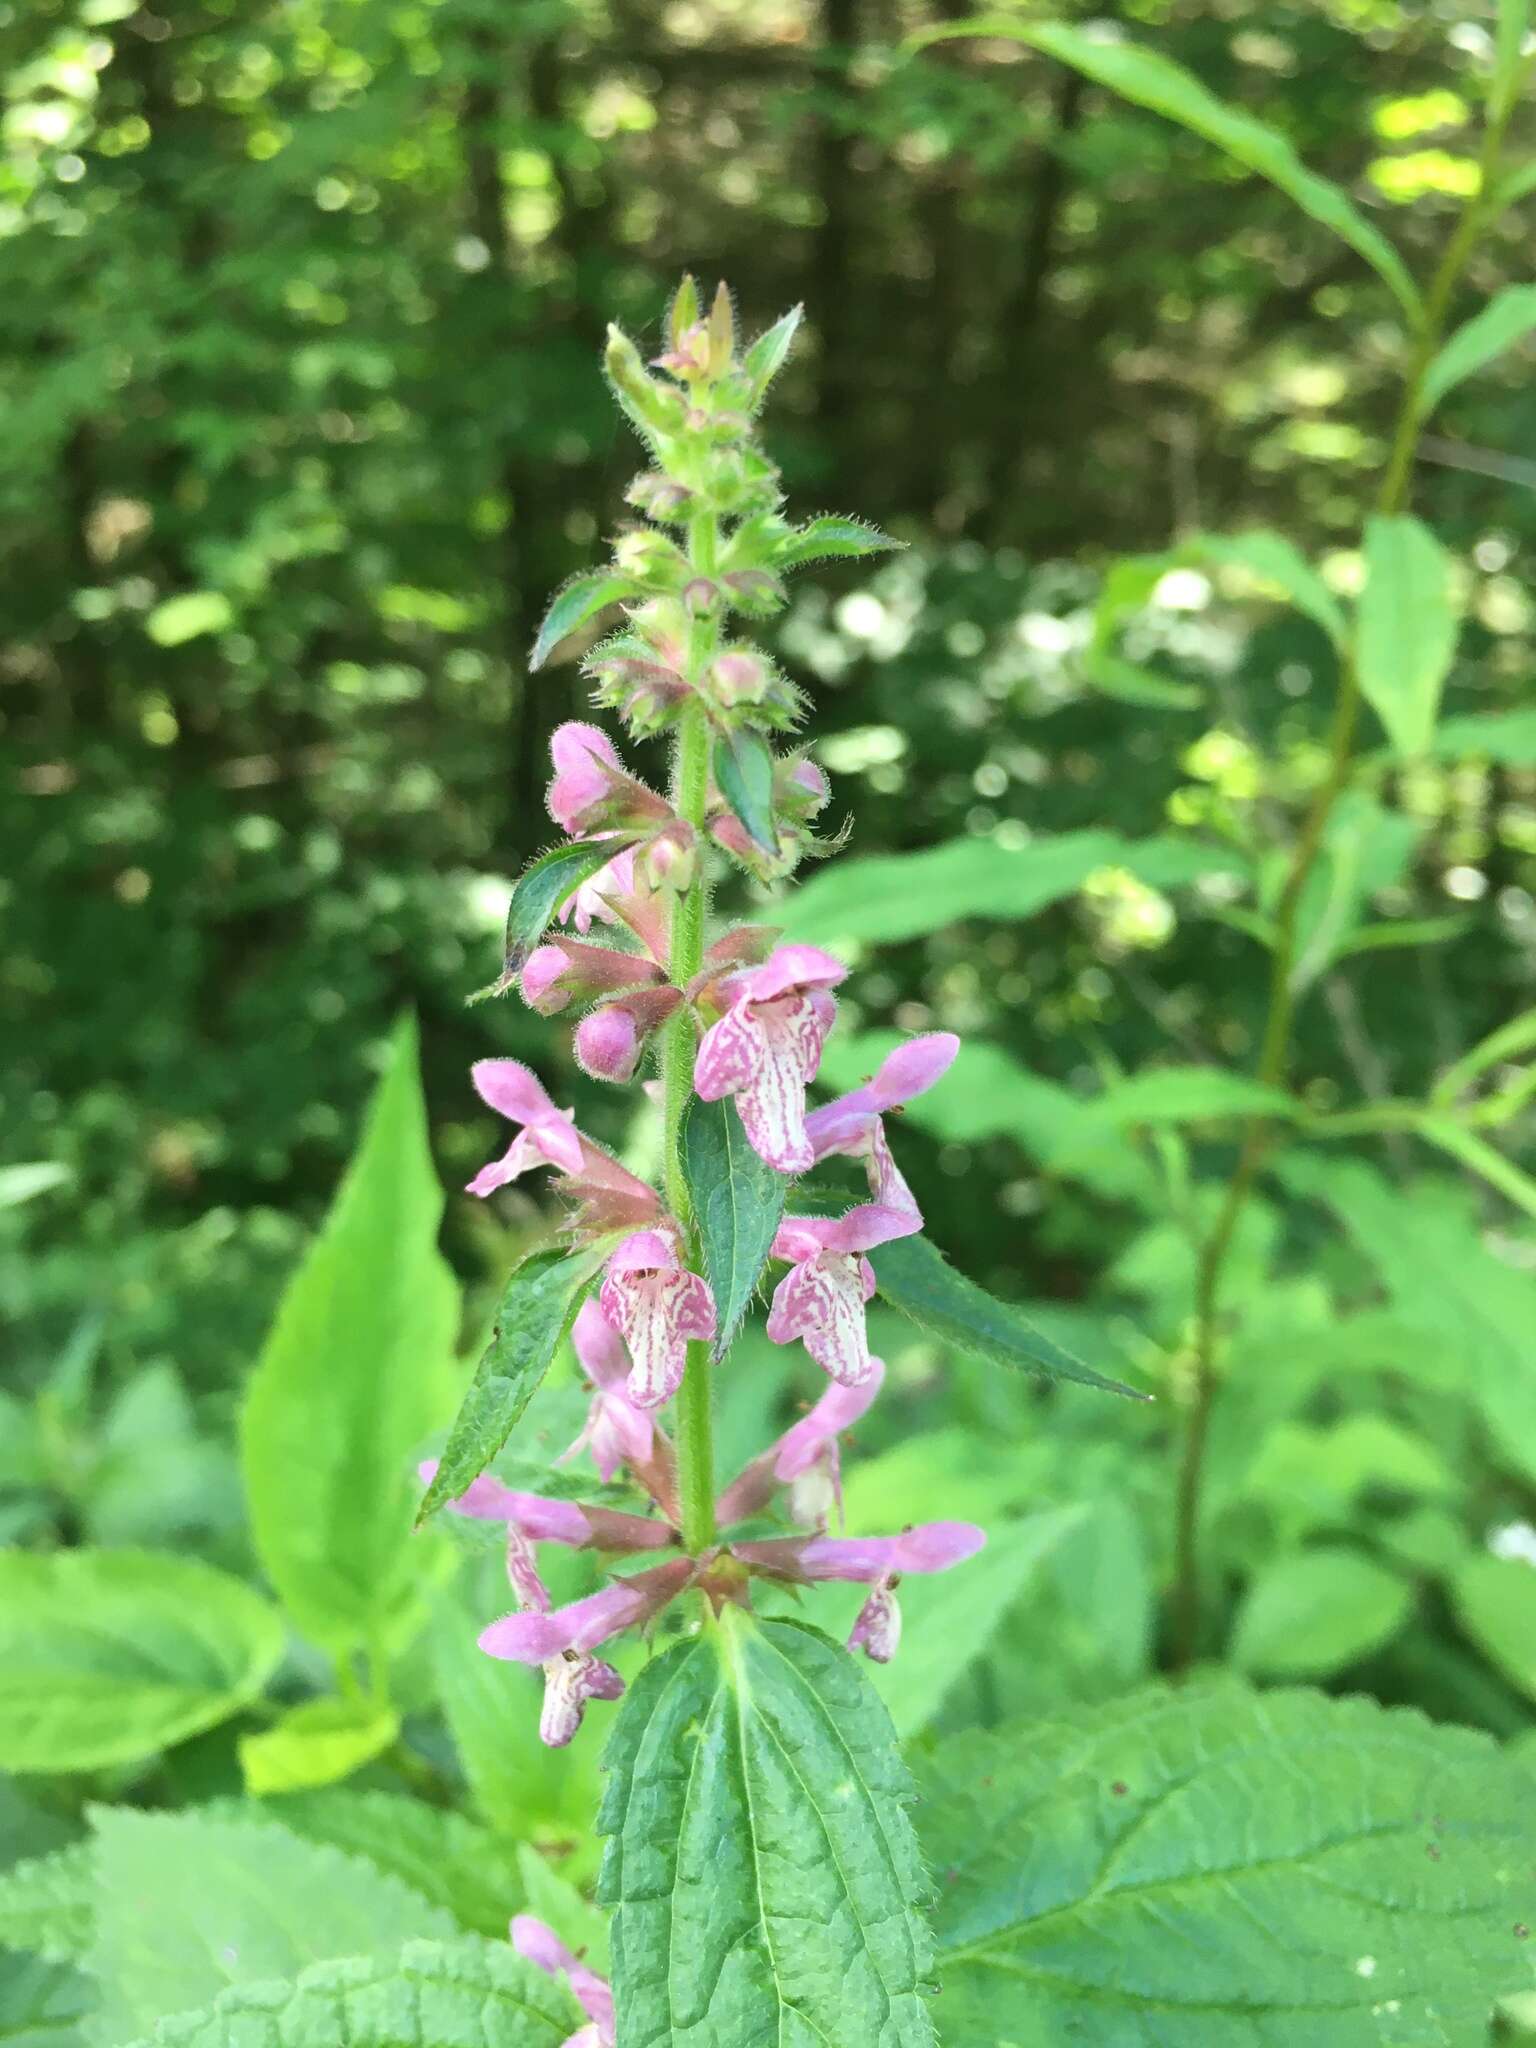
[
  {"left": 0, "top": 1846, "right": 94, "bottom": 1964},
  {"left": 0, "top": 1954, "right": 91, "bottom": 2048},
  {"left": 1422, "top": 283, "right": 1536, "bottom": 413},
  {"left": 1358, "top": 515, "right": 1459, "bottom": 758},
  {"left": 741, "top": 305, "right": 802, "bottom": 405},
  {"left": 0, "top": 1551, "right": 282, "bottom": 1774},
  {"left": 1232, "top": 1547, "right": 1414, "bottom": 1677},
  {"left": 1088, "top": 1066, "right": 1299, "bottom": 1126},
  {"left": 774, "top": 514, "right": 900, "bottom": 569},
  {"left": 712, "top": 728, "right": 777, "bottom": 854},
  {"left": 486, "top": 841, "right": 621, "bottom": 989},
  {"left": 1187, "top": 530, "right": 1348, "bottom": 647},
  {"left": 119, "top": 1940, "right": 572, "bottom": 2048},
  {"left": 89, "top": 1806, "right": 460, "bottom": 2045},
  {"left": 239, "top": 1699, "right": 399, "bottom": 1797},
  {"left": 529, "top": 572, "right": 634, "bottom": 672},
  {"left": 682, "top": 1096, "right": 786, "bottom": 1356},
  {"left": 1453, "top": 1554, "right": 1536, "bottom": 1701},
  {"left": 918, "top": 22, "right": 1421, "bottom": 320},
  {"left": 417, "top": 1246, "right": 601, "bottom": 1526},
  {"left": 242, "top": 1014, "right": 460, "bottom": 1651},
  {"left": 867, "top": 1232, "right": 1144, "bottom": 1398},
  {"left": 598, "top": 1612, "right": 935, "bottom": 2047},
  {"left": 919, "top": 1681, "right": 1536, "bottom": 2045}
]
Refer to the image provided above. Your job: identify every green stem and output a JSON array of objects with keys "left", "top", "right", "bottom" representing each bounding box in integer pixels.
[
  {"left": 1168, "top": 113, "right": 1512, "bottom": 1671},
  {"left": 664, "top": 514, "right": 721, "bottom": 1556}
]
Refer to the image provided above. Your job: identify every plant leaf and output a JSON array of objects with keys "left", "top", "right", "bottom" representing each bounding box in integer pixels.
[
  {"left": 416, "top": 1245, "right": 602, "bottom": 1525},
  {"left": 88, "top": 1805, "right": 460, "bottom": 2045},
  {"left": 682, "top": 1095, "right": 786, "bottom": 1356},
  {"left": 1231, "top": 1547, "right": 1414, "bottom": 1676},
  {"left": 241, "top": 1014, "right": 460, "bottom": 1650},
  {"left": 0, "top": 1551, "right": 282, "bottom": 1774},
  {"left": 867, "top": 1232, "right": 1144, "bottom": 1397},
  {"left": 1082, "top": 650, "right": 1202, "bottom": 709},
  {"left": 484, "top": 840, "right": 622, "bottom": 990},
  {"left": 774, "top": 514, "right": 900, "bottom": 568},
  {"left": 1088, "top": 1066, "right": 1299, "bottom": 1126},
  {"left": 1493, "top": 0, "right": 1532, "bottom": 121},
  {"left": 712, "top": 728, "right": 778, "bottom": 853},
  {"left": 918, "top": 1680, "right": 1536, "bottom": 2045},
  {"left": 0, "top": 1954, "right": 91, "bottom": 2048},
  {"left": 119, "top": 1940, "right": 573, "bottom": 2048},
  {"left": 0, "top": 1846, "right": 94, "bottom": 1964},
  {"left": 1422, "top": 283, "right": 1536, "bottom": 413},
  {"left": 598, "top": 1612, "right": 936, "bottom": 2046},
  {"left": 1357, "top": 514, "right": 1458, "bottom": 758},
  {"left": 1436, "top": 706, "right": 1536, "bottom": 762},
  {"left": 1452, "top": 1554, "right": 1536, "bottom": 1701},
  {"left": 741, "top": 305, "right": 802, "bottom": 406},
  {"left": 239, "top": 1699, "right": 400, "bottom": 1798},
  {"left": 917, "top": 21, "right": 1421, "bottom": 321},
  {"left": 529, "top": 571, "right": 634, "bottom": 672},
  {"left": 145, "top": 591, "right": 234, "bottom": 647},
  {"left": 1186, "top": 530, "right": 1348, "bottom": 647}
]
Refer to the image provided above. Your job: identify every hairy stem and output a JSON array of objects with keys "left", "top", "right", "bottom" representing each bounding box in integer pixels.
[
  {"left": 1169, "top": 110, "right": 1513, "bottom": 1670},
  {"left": 664, "top": 517, "right": 721, "bottom": 1555}
]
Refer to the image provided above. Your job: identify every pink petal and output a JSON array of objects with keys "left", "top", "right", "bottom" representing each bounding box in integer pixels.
[
  {"left": 741, "top": 944, "right": 847, "bottom": 1003},
  {"left": 892, "top": 1520, "right": 987, "bottom": 1573},
  {"left": 536, "top": 1653, "right": 626, "bottom": 1750},
  {"left": 849, "top": 1583, "right": 901, "bottom": 1663},
  {"left": 575, "top": 1005, "right": 641, "bottom": 1083},
  {"left": 766, "top": 1251, "right": 877, "bottom": 1387},
  {"left": 693, "top": 1006, "right": 756, "bottom": 1102},
  {"left": 870, "top": 1032, "right": 960, "bottom": 1109},
  {"left": 573, "top": 1297, "right": 629, "bottom": 1393},
  {"left": 772, "top": 1360, "right": 885, "bottom": 1480}
]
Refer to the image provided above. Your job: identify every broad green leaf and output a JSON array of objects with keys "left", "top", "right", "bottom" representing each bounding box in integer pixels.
[
  {"left": 1231, "top": 1547, "right": 1414, "bottom": 1677},
  {"left": 416, "top": 1244, "right": 601, "bottom": 1526},
  {"left": 868, "top": 1232, "right": 1143, "bottom": 1396},
  {"left": 919, "top": 1681, "right": 1536, "bottom": 2045},
  {"left": 917, "top": 22, "right": 1421, "bottom": 320},
  {"left": 0, "top": 1847, "right": 93, "bottom": 1964},
  {"left": 144, "top": 591, "right": 233, "bottom": 647},
  {"left": 89, "top": 1805, "right": 459, "bottom": 2044},
  {"left": 529, "top": 571, "right": 634, "bottom": 672},
  {"left": 480, "top": 840, "right": 621, "bottom": 993},
  {"left": 0, "top": 1551, "right": 282, "bottom": 1774},
  {"left": 1088, "top": 1066, "right": 1298, "bottom": 1126},
  {"left": 774, "top": 514, "right": 900, "bottom": 568},
  {"left": 1453, "top": 1554, "right": 1536, "bottom": 1700},
  {"left": 239, "top": 1698, "right": 399, "bottom": 1797},
  {"left": 242, "top": 1014, "right": 460, "bottom": 1650},
  {"left": 1422, "top": 284, "right": 1536, "bottom": 412},
  {"left": 120, "top": 1941, "right": 572, "bottom": 2048},
  {"left": 0, "top": 1955, "right": 91, "bottom": 2048},
  {"left": 712, "top": 728, "right": 776, "bottom": 853},
  {"left": 741, "top": 305, "right": 802, "bottom": 405},
  {"left": 682, "top": 1095, "right": 785, "bottom": 1356},
  {"left": 1186, "top": 530, "right": 1348, "bottom": 647},
  {"left": 598, "top": 1612, "right": 936, "bottom": 2047},
  {"left": 1357, "top": 515, "right": 1459, "bottom": 758},
  {"left": 1436, "top": 706, "right": 1536, "bottom": 762},
  {"left": 264, "top": 1789, "right": 526, "bottom": 1941}
]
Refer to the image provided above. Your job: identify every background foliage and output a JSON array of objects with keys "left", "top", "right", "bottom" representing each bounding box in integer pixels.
[{"left": 3, "top": 0, "right": 1535, "bottom": 2042}]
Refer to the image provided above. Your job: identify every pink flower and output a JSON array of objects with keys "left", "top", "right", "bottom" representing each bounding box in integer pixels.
[
  {"left": 716, "top": 1360, "right": 885, "bottom": 1528},
  {"left": 546, "top": 722, "right": 669, "bottom": 838},
  {"left": 598, "top": 1229, "right": 717, "bottom": 1409},
  {"left": 564, "top": 1298, "right": 656, "bottom": 1483},
  {"left": 464, "top": 1058, "right": 658, "bottom": 1235},
  {"left": 556, "top": 848, "right": 634, "bottom": 936},
  {"left": 510, "top": 1918, "right": 614, "bottom": 2047},
  {"left": 519, "top": 936, "right": 661, "bottom": 1017},
  {"left": 479, "top": 1558, "right": 695, "bottom": 1663},
  {"left": 804, "top": 1032, "right": 958, "bottom": 1217},
  {"left": 693, "top": 944, "right": 847, "bottom": 1173},
  {"left": 735, "top": 1521, "right": 985, "bottom": 1665},
  {"left": 538, "top": 1652, "right": 627, "bottom": 1752},
  {"left": 765, "top": 1206, "right": 912, "bottom": 1386}
]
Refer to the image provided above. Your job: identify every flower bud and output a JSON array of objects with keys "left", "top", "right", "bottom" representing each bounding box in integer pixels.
[
  {"left": 642, "top": 823, "right": 697, "bottom": 895},
  {"left": 683, "top": 577, "right": 720, "bottom": 616},
  {"left": 613, "top": 527, "right": 683, "bottom": 584},
  {"left": 605, "top": 324, "right": 684, "bottom": 433},
  {"left": 625, "top": 472, "right": 694, "bottom": 522},
  {"left": 710, "top": 648, "right": 769, "bottom": 707},
  {"left": 521, "top": 944, "right": 575, "bottom": 1015},
  {"left": 721, "top": 568, "right": 787, "bottom": 618},
  {"left": 575, "top": 1005, "right": 642, "bottom": 1084}
]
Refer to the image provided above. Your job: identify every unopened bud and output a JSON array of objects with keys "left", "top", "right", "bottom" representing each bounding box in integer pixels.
[
  {"left": 707, "top": 280, "right": 735, "bottom": 376},
  {"left": 789, "top": 759, "right": 830, "bottom": 809},
  {"left": 683, "top": 577, "right": 720, "bottom": 616},
  {"left": 521, "top": 944, "right": 573, "bottom": 1015},
  {"left": 626, "top": 472, "right": 694, "bottom": 522},
  {"left": 643, "top": 824, "right": 697, "bottom": 894},
  {"left": 721, "top": 569, "right": 786, "bottom": 618},
  {"left": 711, "top": 649, "right": 768, "bottom": 706},
  {"left": 575, "top": 1005, "right": 642, "bottom": 1084}
]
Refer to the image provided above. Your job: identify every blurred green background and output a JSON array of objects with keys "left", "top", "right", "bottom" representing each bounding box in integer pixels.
[{"left": 4, "top": 0, "right": 1536, "bottom": 1743}]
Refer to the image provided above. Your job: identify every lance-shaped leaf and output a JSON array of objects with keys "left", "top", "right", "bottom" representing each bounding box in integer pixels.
[
  {"left": 775, "top": 514, "right": 900, "bottom": 569},
  {"left": 477, "top": 840, "right": 625, "bottom": 995},
  {"left": 917, "top": 21, "right": 1421, "bottom": 322},
  {"left": 918, "top": 1680, "right": 1536, "bottom": 2045},
  {"left": 599, "top": 1612, "right": 936, "bottom": 2047},
  {"left": 120, "top": 1940, "right": 574, "bottom": 2048},
  {"left": 0, "top": 1550, "right": 283, "bottom": 1774},
  {"left": 1358, "top": 514, "right": 1459, "bottom": 758},
  {"left": 682, "top": 1095, "right": 786, "bottom": 1355},
  {"left": 1421, "top": 283, "right": 1536, "bottom": 414},
  {"left": 417, "top": 1245, "right": 603, "bottom": 1525},
  {"left": 713, "top": 728, "right": 777, "bottom": 854},
  {"left": 1185, "top": 530, "right": 1348, "bottom": 647},
  {"left": 530, "top": 572, "right": 635, "bottom": 672},
  {"left": 742, "top": 304, "right": 802, "bottom": 406},
  {"left": 867, "top": 1232, "right": 1144, "bottom": 1398}
]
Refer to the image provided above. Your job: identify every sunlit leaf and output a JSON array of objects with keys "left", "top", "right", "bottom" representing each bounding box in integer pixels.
[
  {"left": 1357, "top": 515, "right": 1459, "bottom": 757},
  {"left": 1422, "top": 283, "right": 1536, "bottom": 412}
]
